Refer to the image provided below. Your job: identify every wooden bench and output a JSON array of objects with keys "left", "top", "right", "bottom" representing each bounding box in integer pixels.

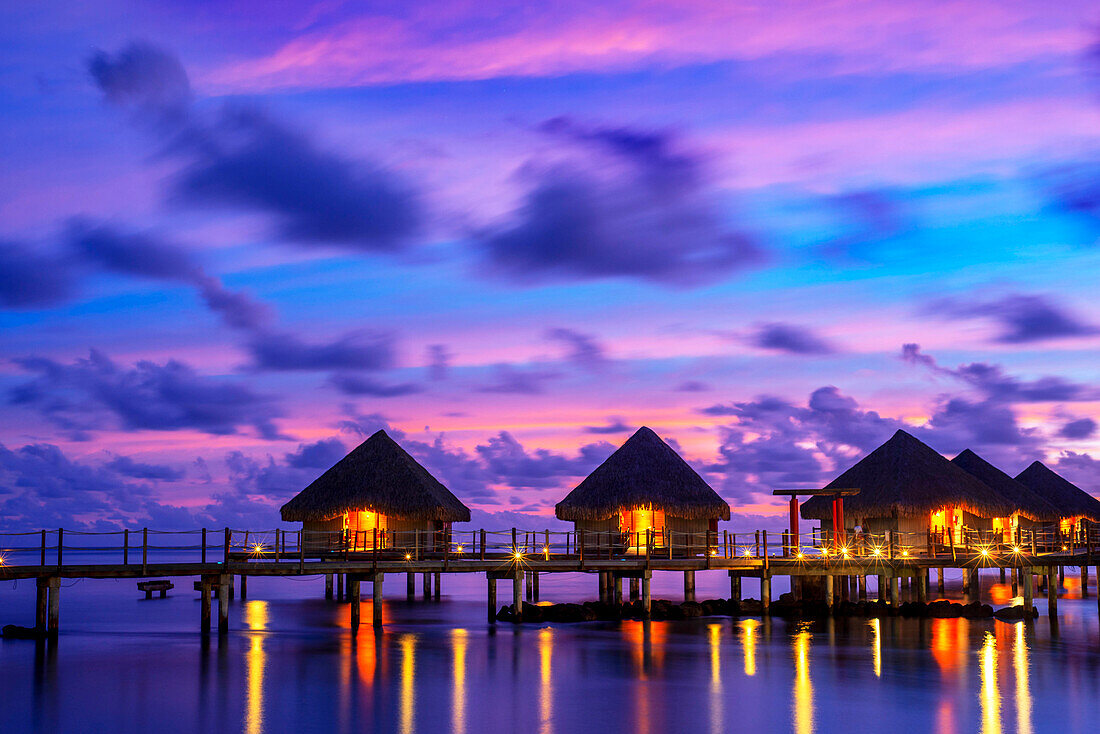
[{"left": 137, "top": 580, "right": 173, "bottom": 599}]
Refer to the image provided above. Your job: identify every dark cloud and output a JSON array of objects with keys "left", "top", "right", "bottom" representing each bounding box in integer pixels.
[
  {"left": 90, "top": 43, "right": 422, "bottom": 253},
  {"left": 10, "top": 350, "right": 286, "bottom": 440},
  {"left": 545, "top": 327, "right": 608, "bottom": 370},
  {"left": 473, "top": 431, "right": 612, "bottom": 489},
  {"left": 427, "top": 344, "right": 450, "bottom": 381},
  {"left": 1060, "top": 417, "right": 1097, "bottom": 439},
  {"left": 477, "top": 364, "right": 559, "bottom": 394},
  {"left": 68, "top": 219, "right": 198, "bottom": 281},
  {"left": 749, "top": 322, "right": 836, "bottom": 355},
  {"left": 336, "top": 408, "right": 403, "bottom": 439},
  {"left": 194, "top": 274, "right": 274, "bottom": 331},
  {"left": 104, "top": 455, "right": 185, "bottom": 481},
  {"left": 0, "top": 242, "right": 78, "bottom": 308},
  {"left": 87, "top": 42, "right": 191, "bottom": 122},
  {"left": 284, "top": 438, "right": 347, "bottom": 469},
  {"left": 584, "top": 417, "right": 634, "bottom": 434},
  {"left": 927, "top": 294, "right": 1097, "bottom": 343},
  {"left": 1050, "top": 451, "right": 1100, "bottom": 495},
  {"left": 328, "top": 373, "right": 422, "bottom": 397},
  {"left": 247, "top": 330, "right": 395, "bottom": 372},
  {"left": 477, "top": 118, "right": 762, "bottom": 286}
]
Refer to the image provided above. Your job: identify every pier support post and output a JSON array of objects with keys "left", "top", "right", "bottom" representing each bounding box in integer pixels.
[
  {"left": 1012, "top": 568, "right": 1019, "bottom": 597},
  {"left": 877, "top": 575, "right": 886, "bottom": 602},
  {"left": 598, "top": 572, "right": 608, "bottom": 603},
  {"left": 407, "top": 572, "right": 415, "bottom": 600},
  {"left": 1022, "top": 568, "right": 1034, "bottom": 614},
  {"left": 642, "top": 573, "right": 651, "bottom": 617},
  {"left": 684, "top": 570, "right": 696, "bottom": 602},
  {"left": 422, "top": 572, "right": 431, "bottom": 601},
  {"left": 858, "top": 575, "right": 867, "bottom": 602},
  {"left": 512, "top": 570, "right": 523, "bottom": 622},
  {"left": 999, "top": 567, "right": 1006, "bottom": 583},
  {"left": 761, "top": 573, "right": 771, "bottom": 614},
  {"left": 240, "top": 575, "right": 247, "bottom": 600},
  {"left": 373, "top": 574, "right": 384, "bottom": 627},
  {"left": 46, "top": 576, "right": 60, "bottom": 636},
  {"left": 217, "top": 574, "right": 230, "bottom": 634},
  {"left": 917, "top": 573, "right": 928, "bottom": 603},
  {"left": 825, "top": 575, "right": 834, "bottom": 610},
  {"left": 962, "top": 569, "right": 970, "bottom": 596},
  {"left": 200, "top": 577, "right": 212, "bottom": 633},
  {"left": 1081, "top": 565, "right": 1089, "bottom": 598},
  {"left": 35, "top": 578, "right": 48, "bottom": 633},
  {"left": 889, "top": 574, "right": 899, "bottom": 606},
  {"left": 730, "top": 574, "right": 741, "bottom": 603},
  {"left": 614, "top": 576, "right": 623, "bottom": 605},
  {"left": 937, "top": 567, "right": 945, "bottom": 594},
  {"left": 325, "top": 573, "right": 334, "bottom": 600},
  {"left": 349, "top": 575, "right": 361, "bottom": 631},
  {"left": 969, "top": 568, "right": 980, "bottom": 601},
  {"left": 526, "top": 571, "right": 534, "bottom": 601},
  {"left": 487, "top": 575, "right": 497, "bottom": 624},
  {"left": 434, "top": 572, "right": 441, "bottom": 601},
  {"left": 629, "top": 578, "right": 639, "bottom": 602},
  {"left": 1047, "top": 567, "right": 1058, "bottom": 618}
]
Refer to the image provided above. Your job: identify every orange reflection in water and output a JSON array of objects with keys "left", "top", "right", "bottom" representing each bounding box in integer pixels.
[
  {"left": 244, "top": 601, "right": 269, "bottom": 734},
  {"left": 739, "top": 619, "right": 759, "bottom": 676},
  {"left": 538, "top": 628, "right": 553, "bottom": 734},
  {"left": 624, "top": 619, "right": 666, "bottom": 679},
  {"left": 792, "top": 625, "right": 813, "bottom": 734},
  {"left": 931, "top": 618, "right": 969, "bottom": 675},
  {"left": 452, "top": 629, "right": 468, "bottom": 734},
  {"left": 708, "top": 624, "right": 722, "bottom": 734},
  {"left": 979, "top": 632, "right": 1001, "bottom": 734},
  {"left": 399, "top": 634, "right": 416, "bottom": 734},
  {"left": 1013, "top": 623, "right": 1032, "bottom": 734},
  {"left": 868, "top": 619, "right": 882, "bottom": 678}
]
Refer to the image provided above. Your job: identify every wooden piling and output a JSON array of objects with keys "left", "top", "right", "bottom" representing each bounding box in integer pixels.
[
  {"left": 532, "top": 572, "right": 539, "bottom": 602},
  {"left": 937, "top": 567, "right": 945, "bottom": 594},
  {"left": 1047, "top": 567, "right": 1058, "bottom": 618},
  {"left": 642, "top": 574, "right": 651, "bottom": 617},
  {"left": 200, "top": 578, "right": 211, "bottom": 633},
  {"left": 349, "top": 575, "right": 361, "bottom": 631},
  {"left": 1081, "top": 564, "right": 1089, "bottom": 599},
  {"left": 598, "top": 571, "right": 608, "bottom": 603},
  {"left": 325, "top": 573, "right": 334, "bottom": 600},
  {"left": 889, "top": 574, "right": 899, "bottom": 606},
  {"left": 47, "top": 576, "right": 60, "bottom": 635},
  {"left": 1022, "top": 568, "right": 1033, "bottom": 614},
  {"left": 969, "top": 568, "right": 980, "bottom": 601},
  {"left": 825, "top": 575, "right": 834, "bottom": 609},
  {"left": 422, "top": 571, "right": 431, "bottom": 600},
  {"left": 858, "top": 575, "right": 867, "bottom": 602},
  {"left": 917, "top": 573, "right": 928, "bottom": 603},
  {"left": 373, "top": 574, "right": 383, "bottom": 626},
  {"left": 512, "top": 570, "right": 523, "bottom": 622},
  {"left": 240, "top": 574, "right": 247, "bottom": 600},
  {"left": 434, "top": 572, "right": 441, "bottom": 601},
  {"left": 877, "top": 574, "right": 886, "bottom": 602},
  {"left": 629, "top": 577, "right": 639, "bottom": 601},
  {"left": 218, "top": 574, "right": 230, "bottom": 633},
  {"left": 35, "top": 577, "right": 48, "bottom": 633},
  {"left": 407, "top": 571, "right": 415, "bottom": 600},
  {"left": 684, "top": 570, "right": 696, "bottom": 602},
  {"left": 613, "top": 575, "right": 623, "bottom": 604},
  {"left": 525, "top": 571, "right": 533, "bottom": 601},
  {"left": 760, "top": 573, "right": 771, "bottom": 614},
  {"left": 730, "top": 573, "right": 741, "bottom": 602},
  {"left": 487, "top": 574, "right": 497, "bottom": 624}
]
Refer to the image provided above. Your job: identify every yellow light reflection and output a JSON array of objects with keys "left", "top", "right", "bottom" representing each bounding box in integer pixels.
[
  {"left": 739, "top": 619, "right": 759, "bottom": 676},
  {"left": 869, "top": 619, "right": 881, "bottom": 678},
  {"left": 708, "top": 624, "right": 722, "bottom": 734},
  {"left": 400, "top": 634, "right": 416, "bottom": 734},
  {"left": 244, "top": 600, "right": 269, "bottom": 734},
  {"left": 979, "top": 632, "right": 1001, "bottom": 734},
  {"left": 538, "top": 628, "right": 553, "bottom": 734},
  {"left": 793, "top": 626, "right": 814, "bottom": 734},
  {"left": 453, "top": 629, "right": 468, "bottom": 734},
  {"left": 1013, "top": 624, "right": 1032, "bottom": 734}
]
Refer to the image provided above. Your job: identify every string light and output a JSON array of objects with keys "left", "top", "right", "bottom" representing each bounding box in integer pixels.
[
  {"left": 405, "top": 553, "right": 412, "bottom": 561},
  {"left": 871, "top": 546, "right": 883, "bottom": 557}
]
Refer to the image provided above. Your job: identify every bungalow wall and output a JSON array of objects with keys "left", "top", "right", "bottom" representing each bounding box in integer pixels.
[
  {"left": 573, "top": 514, "right": 716, "bottom": 556},
  {"left": 302, "top": 514, "right": 450, "bottom": 553}
]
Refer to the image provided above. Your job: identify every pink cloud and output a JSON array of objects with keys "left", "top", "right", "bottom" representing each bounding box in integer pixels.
[{"left": 203, "top": 0, "right": 1093, "bottom": 92}]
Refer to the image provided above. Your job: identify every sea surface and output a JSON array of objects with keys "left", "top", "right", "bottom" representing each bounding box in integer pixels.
[{"left": 2, "top": 564, "right": 1099, "bottom": 734}]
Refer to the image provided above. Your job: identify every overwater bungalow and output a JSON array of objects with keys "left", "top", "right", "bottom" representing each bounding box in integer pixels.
[
  {"left": 801, "top": 430, "right": 1014, "bottom": 546},
  {"left": 1015, "top": 461, "right": 1100, "bottom": 539},
  {"left": 280, "top": 429, "right": 470, "bottom": 552},
  {"left": 554, "top": 426, "right": 730, "bottom": 555},
  {"left": 950, "top": 449, "right": 1059, "bottom": 543}
]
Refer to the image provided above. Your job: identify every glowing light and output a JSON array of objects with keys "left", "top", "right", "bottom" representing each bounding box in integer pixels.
[
  {"left": 250, "top": 543, "right": 265, "bottom": 555},
  {"left": 901, "top": 550, "right": 910, "bottom": 557},
  {"left": 513, "top": 551, "right": 524, "bottom": 561},
  {"left": 797, "top": 553, "right": 804, "bottom": 559},
  {"left": 1011, "top": 546, "right": 1021, "bottom": 554},
  {"left": 0, "top": 553, "right": 6, "bottom": 566},
  {"left": 743, "top": 549, "right": 752, "bottom": 557},
  {"left": 405, "top": 553, "right": 412, "bottom": 561},
  {"left": 1061, "top": 546, "right": 1067, "bottom": 551},
  {"left": 821, "top": 548, "right": 829, "bottom": 557},
  {"left": 841, "top": 548, "right": 850, "bottom": 558},
  {"left": 455, "top": 545, "right": 464, "bottom": 553},
  {"left": 980, "top": 548, "right": 990, "bottom": 557},
  {"left": 871, "top": 546, "right": 883, "bottom": 557}
]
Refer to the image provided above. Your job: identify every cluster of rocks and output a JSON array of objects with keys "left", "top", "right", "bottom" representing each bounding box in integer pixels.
[
  {"left": 496, "top": 596, "right": 1037, "bottom": 623},
  {"left": 1, "top": 624, "right": 46, "bottom": 639}
]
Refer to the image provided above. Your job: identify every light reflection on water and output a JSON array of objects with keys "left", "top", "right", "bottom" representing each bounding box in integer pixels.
[{"left": 3, "top": 574, "right": 1100, "bottom": 734}]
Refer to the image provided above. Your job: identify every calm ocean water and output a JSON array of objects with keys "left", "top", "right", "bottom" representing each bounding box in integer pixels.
[{"left": 2, "top": 566, "right": 1099, "bottom": 734}]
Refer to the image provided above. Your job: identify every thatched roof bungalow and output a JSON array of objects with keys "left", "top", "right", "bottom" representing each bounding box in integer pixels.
[
  {"left": 555, "top": 426, "right": 729, "bottom": 554},
  {"left": 1015, "top": 461, "right": 1100, "bottom": 534},
  {"left": 801, "top": 430, "right": 1014, "bottom": 542},
  {"left": 951, "top": 449, "right": 1059, "bottom": 540},
  {"left": 281, "top": 430, "right": 470, "bottom": 551}
]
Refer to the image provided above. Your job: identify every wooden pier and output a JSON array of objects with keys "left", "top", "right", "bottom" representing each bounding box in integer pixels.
[{"left": 1, "top": 526, "right": 1097, "bottom": 636}]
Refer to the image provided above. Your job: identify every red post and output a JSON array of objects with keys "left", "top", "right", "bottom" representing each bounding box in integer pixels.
[
  {"left": 789, "top": 497, "right": 800, "bottom": 554},
  {"left": 836, "top": 497, "right": 846, "bottom": 547}
]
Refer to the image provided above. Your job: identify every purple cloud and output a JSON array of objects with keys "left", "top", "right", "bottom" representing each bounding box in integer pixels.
[
  {"left": 104, "top": 455, "right": 185, "bottom": 481},
  {"left": 927, "top": 294, "right": 1097, "bottom": 343},
  {"left": 0, "top": 242, "right": 78, "bottom": 308},
  {"left": 583, "top": 417, "right": 634, "bottom": 434},
  {"left": 328, "top": 373, "right": 422, "bottom": 397},
  {"left": 545, "top": 327, "right": 608, "bottom": 370},
  {"left": 247, "top": 329, "right": 395, "bottom": 372},
  {"left": 1060, "top": 417, "right": 1097, "bottom": 439},
  {"left": 749, "top": 322, "right": 836, "bottom": 355}
]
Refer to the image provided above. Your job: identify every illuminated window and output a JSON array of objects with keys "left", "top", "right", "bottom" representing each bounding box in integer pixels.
[
  {"left": 620, "top": 507, "right": 666, "bottom": 547},
  {"left": 345, "top": 510, "right": 387, "bottom": 549}
]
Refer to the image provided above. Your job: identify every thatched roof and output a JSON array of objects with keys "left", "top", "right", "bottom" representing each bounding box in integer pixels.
[
  {"left": 555, "top": 426, "right": 730, "bottom": 521},
  {"left": 951, "top": 449, "right": 1060, "bottom": 522},
  {"left": 1015, "top": 461, "right": 1100, "bottom": 522},
  {"left": 280, "top": 430, "right": 471, "bottom": 523},
  {"left": 801, "top": 430, "right": 1014, "bottom": 521}
]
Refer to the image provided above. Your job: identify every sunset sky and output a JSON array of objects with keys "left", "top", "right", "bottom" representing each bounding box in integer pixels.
[{"left": 3, "top": 0, "right": 1100, "bottom": 531}]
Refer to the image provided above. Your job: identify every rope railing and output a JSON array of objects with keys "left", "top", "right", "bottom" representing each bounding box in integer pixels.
[{"left": 0, "top": 523, "right": 1095, "bottom": 569}]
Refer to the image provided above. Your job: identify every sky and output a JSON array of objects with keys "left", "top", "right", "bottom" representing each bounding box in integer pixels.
[{"left": 3, "top": 0, "right": 1100, "bottom": 532}]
